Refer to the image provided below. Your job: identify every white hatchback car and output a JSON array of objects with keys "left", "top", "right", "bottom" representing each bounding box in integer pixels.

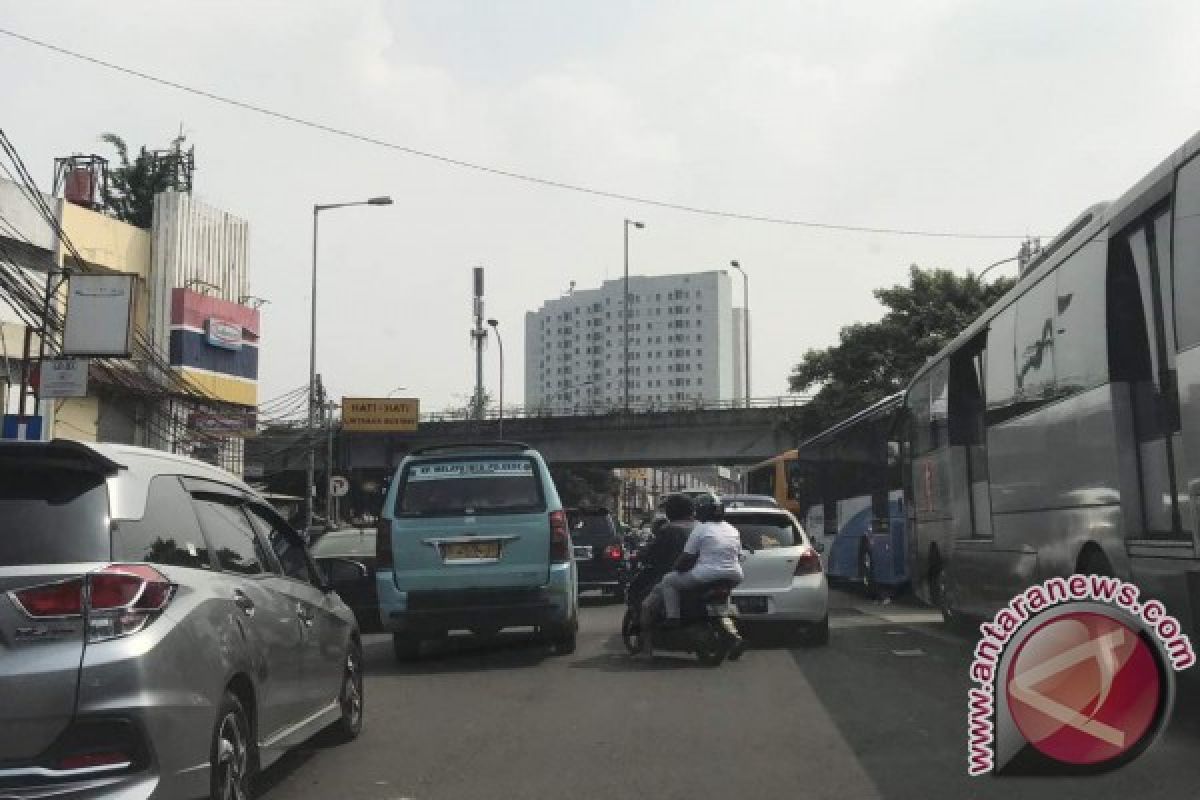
[{"left": 725, "top": 505, "right": 829, "bottom": 644}]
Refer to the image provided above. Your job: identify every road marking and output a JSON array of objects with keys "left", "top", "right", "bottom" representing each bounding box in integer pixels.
[{"left": 891, "top": 648, "right": 926, "bottom": 657}]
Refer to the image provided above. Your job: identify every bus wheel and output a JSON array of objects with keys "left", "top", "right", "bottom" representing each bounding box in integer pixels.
[{"left": 859, "top": 544, "right": 876, "bottom": 597}]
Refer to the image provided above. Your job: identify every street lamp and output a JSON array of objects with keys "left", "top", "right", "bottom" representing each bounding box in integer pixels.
[
  {"left": 731, "top": 260, "right": 750, "bottom": 408},
  {"left": 307, "top": 195, "right": 393, "bottom": 531},
  {"left": 623, "top": 218, "right": 645, "bottom": 412},
  {"left": 978, "top": 255, "right": 1019, "bottom": 280},
  {"left": 386, "top": 386, "right": 408, "bottom": 397},
  {"left": 487, "top": 318, "right": 504, "bottom": 438}
]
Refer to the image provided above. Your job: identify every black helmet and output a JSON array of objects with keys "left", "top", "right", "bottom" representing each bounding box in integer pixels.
[
  {"left": 694, "top": 493, "right": 724, "bottom": 522},
  {"left": 661, "top": 493, "right": 695, "bottom": 522}
]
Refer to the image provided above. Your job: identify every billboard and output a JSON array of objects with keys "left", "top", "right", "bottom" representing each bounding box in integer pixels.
[
  {"left": 62, "top": 273, "right": 136, "bottom": 357},
  {"left": 342, "top": 397, "right": 420, "bottom": 432}
]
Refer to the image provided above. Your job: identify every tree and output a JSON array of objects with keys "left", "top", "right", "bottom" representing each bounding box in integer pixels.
[
  {"left": 99, "top": 132, "right": 187, "bottom": 228},
  {"left": 550, "top": 466, "right": 619, "bottom": 508},
  {"left": 788, "top": 266, "right": 1015, "bottom": 435}
]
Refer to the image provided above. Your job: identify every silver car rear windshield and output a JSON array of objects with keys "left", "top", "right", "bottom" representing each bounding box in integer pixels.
[
  {"left": 396, "top": 457, "right": 544, "bottom": 517},
  {"left": 0, "top": 467, "right": 110, "bottom": 565},
  {"left": 727, "top": 513, "right": 799, "bottom": 549}
]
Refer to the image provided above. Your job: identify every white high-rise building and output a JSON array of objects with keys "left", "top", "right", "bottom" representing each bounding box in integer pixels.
[{"left": 524, "top": 270, "right": 745, "bottom": 412}]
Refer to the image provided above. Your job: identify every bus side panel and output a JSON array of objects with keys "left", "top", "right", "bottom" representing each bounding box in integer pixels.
[
  {"left": 987, "top": 386, "right": 1123, "bottom": 518},
  {"left": 910, "top": 448, "right": 956, "bottom": 603}
]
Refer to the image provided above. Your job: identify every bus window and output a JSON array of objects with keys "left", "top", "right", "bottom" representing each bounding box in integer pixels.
[
  {"left": 985, "top": 306, "right": 1017, "bottom": 424},
  {"left": 1173, "top": 155, "right": 1200, "bottom": 349},
  {"left": 910, "top": 376, "right": 933, "bottom": 454},
  {"left": 1055, "top": 238, "right": 1109, "bottom": 394},
  {"left": 930, "top": 361, "right": 949, "bottom": 450},
  {"left": 1015, "top": 276, "right": 1057, "bottom": 402}
]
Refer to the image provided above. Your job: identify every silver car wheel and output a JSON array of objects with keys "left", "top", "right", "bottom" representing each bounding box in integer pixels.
[
  {"left": 342, "top": 649, "right": 363, "bottom": 730},
  {"left": 216, "top": 710, "right": 250, "bottom": 800}
]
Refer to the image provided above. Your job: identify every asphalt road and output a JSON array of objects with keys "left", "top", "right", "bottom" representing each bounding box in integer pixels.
[{"left": 257, "top": 589, "right": 1200, "bottom": 800}]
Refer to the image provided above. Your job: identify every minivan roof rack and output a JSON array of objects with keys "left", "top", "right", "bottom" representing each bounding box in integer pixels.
[{"left": 411, "top": 441, "right": 533, "bottom": 456}]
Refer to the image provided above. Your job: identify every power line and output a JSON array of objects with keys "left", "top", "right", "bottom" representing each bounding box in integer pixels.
[{"left": 0, "top": 26, "right": 1031, "bottom": 241}]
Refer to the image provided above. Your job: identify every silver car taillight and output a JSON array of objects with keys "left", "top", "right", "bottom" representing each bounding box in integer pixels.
[{"left": 10, "top": 564, "right": 175, "bottom": 642}]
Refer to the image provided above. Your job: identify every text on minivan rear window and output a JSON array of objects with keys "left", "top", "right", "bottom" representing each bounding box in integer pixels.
[{"left": 398, "top": 458, "right": 542, "bottom": 516}]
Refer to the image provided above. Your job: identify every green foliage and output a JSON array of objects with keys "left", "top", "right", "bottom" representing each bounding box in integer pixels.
[
  {"left": 550, "top": 466, "right": 619, "bottom": 508},
  {"left": 99, "top": 132, "right": 186, "bottom": 228},
  {"left": 788, "top": 265, "right": 1015, "bottom": 435}
]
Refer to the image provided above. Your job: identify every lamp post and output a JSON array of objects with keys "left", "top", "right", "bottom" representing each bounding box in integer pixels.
[
  {"left": 487, "top": 318, "right": 504, "bottom": 438},
  {"left": 978, "top": 255, "right": 1019, "bottom": 281},
  {"left": 731, "top": 260, "right": 750, "bottom": 408},
  {"left": 307, "top": 195, "right": 392, "bottom": 531},
  {"left": 387, "top": 386, "right": 408, "bottom": 397},
  {"left": 623, "top": 218, "right": 645, "bottom": 412}
]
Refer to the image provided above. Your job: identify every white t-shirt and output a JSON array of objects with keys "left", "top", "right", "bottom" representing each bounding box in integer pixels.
[{"left": 683, "top": 521, "right": 744, "bottom": 582}]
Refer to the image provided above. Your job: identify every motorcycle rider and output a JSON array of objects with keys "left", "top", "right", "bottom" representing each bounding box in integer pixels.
[
  {"left": 658, "top": 494, "right": 744, "bottom": 626},
  {"left": 636, "top": 494, "right": 696, "bottom": 642}
]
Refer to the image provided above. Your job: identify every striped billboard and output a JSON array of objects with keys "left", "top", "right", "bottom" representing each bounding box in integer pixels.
[{"left": 169, "top": 288, "right": 259, "bottom": 406}]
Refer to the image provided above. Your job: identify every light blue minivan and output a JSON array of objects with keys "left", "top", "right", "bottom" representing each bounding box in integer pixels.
[{"left": 376, "top": 442, "right": 578, "bottom": 660}]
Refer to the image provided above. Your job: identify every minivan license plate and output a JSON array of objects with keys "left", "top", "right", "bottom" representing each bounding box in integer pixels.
[{"left": 443, "top": 541, "right": 501, "bottom": 561}]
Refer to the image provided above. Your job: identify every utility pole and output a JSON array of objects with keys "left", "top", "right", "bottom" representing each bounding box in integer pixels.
[
  {"left": 471, "top": 267, "right": 487, "bottom": 420},
  {"left": 622, "top": 219, "right": 644, "bottom": 412},
  {"left": 323, "top": 381, "right": 336, "bottom": 528}
]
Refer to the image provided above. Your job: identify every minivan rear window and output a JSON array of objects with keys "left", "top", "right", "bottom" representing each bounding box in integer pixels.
[
  {"left": 728, "top": 513, "right": 799, "bottom": 550},
  {"left": 0, "top": 467, "right": 110, "bottom": 565},
  {"left": 397, "top": 458, "right": 543, "bottom": 517}
]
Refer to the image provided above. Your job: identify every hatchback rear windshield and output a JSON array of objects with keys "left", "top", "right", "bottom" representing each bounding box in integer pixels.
[
  {"left": 567, "top": 510, "right": 616, "bottom": 543},
  {"left": 727, "top": 513, "right": 800, "bottom": 550},
  {"left": 396, "top": 457, "right": 543, "bottom": 517},
  {"left": 0, "top": 467, "right": 110, "bottom": 565}
]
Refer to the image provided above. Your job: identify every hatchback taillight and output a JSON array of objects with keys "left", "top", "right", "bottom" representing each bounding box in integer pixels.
[
  {"left": 9, "top": 565, "right": 174, "bottom": 642},
  {"left": 12, "top": 578, "right": 85, "bottom": 617},
  {"left": 376, "top": 518, "right": 394, "bottom": 570},
  {"left": 794, "top": 548, "right": 823, "bottom": 576},
  {"left": 549, "top": 510, "right": 570, "bottom": 563}
]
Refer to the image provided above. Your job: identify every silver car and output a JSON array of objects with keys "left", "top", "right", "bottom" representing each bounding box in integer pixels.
[{"left": 0, "top": 440, "right": 363, "bottom": 800}]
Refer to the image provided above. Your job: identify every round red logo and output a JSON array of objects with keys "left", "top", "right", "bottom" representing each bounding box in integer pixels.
[{"left": 1005, "top": 611, "right": 1163, "bottom": 767}]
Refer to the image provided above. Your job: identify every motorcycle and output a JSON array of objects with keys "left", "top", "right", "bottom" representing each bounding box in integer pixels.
[{"left": 621, "top": 566, "right": 744, "bottom": 666}]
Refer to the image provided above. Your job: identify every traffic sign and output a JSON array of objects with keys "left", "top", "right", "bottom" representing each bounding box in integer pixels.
[{"left": 330, "top": 475, "right": 350, "bottom": 497}]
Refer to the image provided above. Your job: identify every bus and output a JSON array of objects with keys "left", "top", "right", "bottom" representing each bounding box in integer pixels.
[
  {"left": 792, "top": 393, "right": 908, "bottom": 592},
  {"left": 905, "top": 129, "right": 1200, "bottom": 633},
  {"left": 744, "top": 450, "right": 801, "bottom": 514}
]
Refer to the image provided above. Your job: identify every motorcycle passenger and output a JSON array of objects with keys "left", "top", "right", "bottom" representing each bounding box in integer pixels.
[
  {"left": 637, "top": 494, "right": 696, "bottom": 638},
  {"left": 658, "top": 495, "right": 744, "bottom": 626}
]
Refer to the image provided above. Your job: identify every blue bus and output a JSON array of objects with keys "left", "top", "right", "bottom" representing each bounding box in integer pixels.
[{"left": 793, "top": 393, "right": 907, "bottom": 593}]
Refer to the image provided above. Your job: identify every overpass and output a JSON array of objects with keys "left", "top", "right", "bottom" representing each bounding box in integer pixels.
[{"left": 248, "top": 397, "right": 810, "bottom": 480}]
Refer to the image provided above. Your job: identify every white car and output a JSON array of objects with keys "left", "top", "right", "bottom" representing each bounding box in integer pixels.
[{"left": 725, "top": 505, "right": 829, "bottom": 644}]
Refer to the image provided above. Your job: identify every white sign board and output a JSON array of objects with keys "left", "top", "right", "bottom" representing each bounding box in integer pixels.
[
  {"left": 62, "top": 273, "right": 136, "bottom": 357},
  {"left": 38, "top": 358, "right": 89, "bottom": 398},
  {"left": 330, "top": 475, "right": 350, "bottom": 497}
]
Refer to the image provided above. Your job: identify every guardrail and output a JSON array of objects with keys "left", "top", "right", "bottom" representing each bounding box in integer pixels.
[{"left": 417, "top": 394, "right": 811, "bottom": 424}]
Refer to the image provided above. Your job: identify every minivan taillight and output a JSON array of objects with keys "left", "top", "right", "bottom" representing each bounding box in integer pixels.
[
  {"left": 9, "top": 565, "right": 174, "bottom": 642},
  {"left": 549, "top": 510, "right": 570, "bottom": 563},
  {"left": 794, "top": 548, "right": 823, "bottom": 576},
  {"left": 604, "top": 544, "right": 623, "bottom": 561},
  {"left": 376, "top": 518, "right": 393, "bottom": 570}
]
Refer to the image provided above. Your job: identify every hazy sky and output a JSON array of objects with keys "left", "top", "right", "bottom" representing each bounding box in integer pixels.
[{"left": 2, "top": 1, "right": 1199, "bottom": 412}]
